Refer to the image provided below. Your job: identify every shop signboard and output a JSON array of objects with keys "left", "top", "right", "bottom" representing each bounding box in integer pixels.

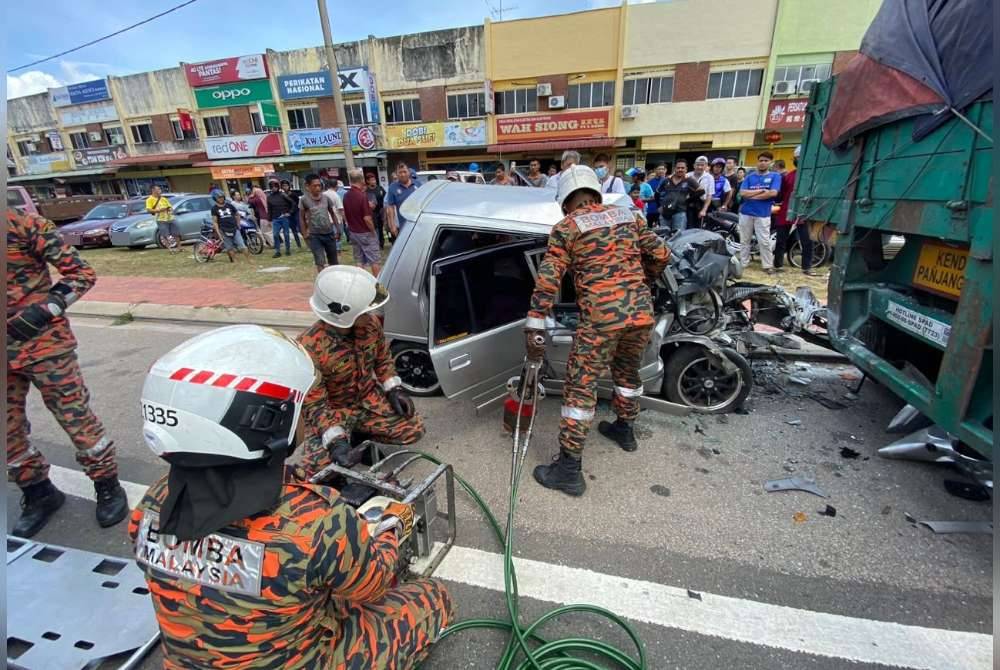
[
  {"left": 365, "top": 70, "right": 380, "bottom": 124},
  {"left": 194, "top": 80, "right": 274, "bottom": 110},
  {"left": 206, "top": 133, "right": 283, "bottom": 160},
  {"left": 50, "top": 79, "right": 111, "bottom": 107},
  {"left": 766, "top": 98, "right": 809, "bottom": 130},
  {"left": 278, "top": 71, "right": 333, "bottom": 100},
  {"left": 25, "top": 153, "right": 70, "bottom": 174},
  {"left": 59, "top": 104, "right": 118, "bottom": 126},
  {"left": 47, "top": 131, "right": 64, "bottom": 151},
  {"left": 210, "top": 164, "right": 275, "bottom": 179},
  {"left": 73, "top": 145, "right": 128, "bottom": 167},
  {"left": 185, "top": 54, "right": 268, "bottom": 87},
  {"left": 287, "top": 126, "right": 379, "bottom": 154},
  {"left": 495, "top": 110, "right": 610, "bottom": 144},
  {"left": 384, "top": 120, "right": 487, "bottom": 150}
]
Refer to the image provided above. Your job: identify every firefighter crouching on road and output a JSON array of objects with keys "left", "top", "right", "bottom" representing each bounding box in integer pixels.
[
  {"left": 526, "top": 165, "right": 671, "bottom": 496},
  {"left": 129, "top": 324, "right": 453, "bottom": 668},
  {"left": 6, "top": 210, "right": 128, "bottom": 537},
  {"left": 297, "top": 265, "right": 424, "bottom": 475}
]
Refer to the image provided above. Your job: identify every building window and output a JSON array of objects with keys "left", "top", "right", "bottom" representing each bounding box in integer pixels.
[
  {"left": 103, "top": 126, "right": 126, "bottom": 145},
  {"left": 383, "top": 98, "right": 422, "bottom": 124},
  {"left": 286, "top": 106, "right": 321, "bottom": 130},
  {"left": 493, "top": 88, "right": 537, "bottom": 115},
  {"left": 249, "top": 112, "right": 280, "bottom": 134},
  {"left": 16, "top": 140, "right": 36, "bottom": 156},
  {"left": 203, "top": 116, "right": 232, "bottom": 137},
  {"left": 771, "top": 63, "right": 832, "bottom": 95},
  {"left": 344, "top": 101, "right": 370, "bottom": 125},
  {"left": 130, "top": 123, "right": 156, "bottom": 144},
  {"left": 707, "top": 68, "right": 764, "bottom": 99},
  {"left": 170, "top": 119, "right": 198, "bottom": 140},
  {"left": 622, "top": 77, "right": 674, "bottom": 105},
  {"left": 567, "top": 81, "right": 615, "bottom": 109},
  {"left": 69, "top": 132, "right": 90, "bottom": 150},
  {"left": 447, "top": 92, "right": 485, "bottom": 119}
]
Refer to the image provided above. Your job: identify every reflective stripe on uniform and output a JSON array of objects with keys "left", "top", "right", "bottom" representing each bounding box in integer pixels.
[
  {"left": 614, "top": 385, "right": 644, "bottom": 398},
  {"left": 78, "top": 436, "right": 112, "bottom": 459},
  {"left": 8, "top": 447, "right": 41, "bottom": 468},
  {"left": 322, "top": 425, "right": 346, "bottom": 447},
  {"left": 524, "top": 316, "right": 547, "bottom": 330},
  {"left": 561, "top": 406, "right": 595, "bottom": 422},
  {"left": 381, "top": 376, "right": 402, "bottom": 392}
]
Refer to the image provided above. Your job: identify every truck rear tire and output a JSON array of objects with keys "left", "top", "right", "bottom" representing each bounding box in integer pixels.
[{"left": 662, "top": 345, "right": 751, "bottom": 413}]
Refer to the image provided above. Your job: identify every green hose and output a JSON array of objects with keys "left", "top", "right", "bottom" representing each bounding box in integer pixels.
[{"left": 404, "top": 449, "right": 648, "bottom": 670}]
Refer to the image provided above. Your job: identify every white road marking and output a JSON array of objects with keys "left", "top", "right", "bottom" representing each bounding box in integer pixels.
[{"left": 43, "top": 466, "right": 992, "bottom": 670}]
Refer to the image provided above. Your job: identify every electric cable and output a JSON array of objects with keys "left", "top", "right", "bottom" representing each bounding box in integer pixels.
[{"left": 389, "top": 360, "right": 648, "bottom": 669}]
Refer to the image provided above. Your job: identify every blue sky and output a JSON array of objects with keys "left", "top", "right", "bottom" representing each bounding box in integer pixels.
[{"left": 6, "top": 0, "right": 654, "bottom": 99}]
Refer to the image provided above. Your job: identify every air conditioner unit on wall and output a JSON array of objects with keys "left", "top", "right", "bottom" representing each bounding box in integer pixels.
[
  {"left": 548, "top": 96, "right": 565, "bottom": 109},
  {"left": 772, "top": 80, "right": 797, "bottom": 95},
  {"left": 88, "top": 131, "right": 102, "bottom": 142},
  {"left": 798, "top": 79, "right": 820, "bottom": 94},
  {"left": 536, "top": 83, "right": 552, "bottom": 96},
  {"left": 621, "top": 105, "right": 639, "bottom": 119}
]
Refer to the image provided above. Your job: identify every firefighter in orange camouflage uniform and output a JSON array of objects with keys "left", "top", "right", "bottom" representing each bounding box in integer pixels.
[
  {"left": 297, "top": 265, "right": 424, "bottom": 476},
  {"left": 526, "top": 165, "right": 670, "bottom": 496},
  {"left": 6, "top": 209, "right": 128, "bottom": 537},
  {"left": 129, "top": 324, "right": 452, "bottom": 669}
]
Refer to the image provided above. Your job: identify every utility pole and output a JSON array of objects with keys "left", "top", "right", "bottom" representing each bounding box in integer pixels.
[{"left": 317, "top": 0, "right": 355, "bottom": 170}]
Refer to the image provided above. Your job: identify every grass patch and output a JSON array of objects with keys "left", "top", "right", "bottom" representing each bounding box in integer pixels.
[
  {"left": 110, "top": 311, "right": 134, "bottom": 326},
  {"left": 740, "top": 264, "right": 831, "bottom": 304},
  {"left": 79, "top": 241, "right": 388, "bottom": 287}
]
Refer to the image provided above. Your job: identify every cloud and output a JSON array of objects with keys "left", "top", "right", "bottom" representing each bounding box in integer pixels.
[{"left": 6, "top": 60, "right": 110, "bottom": 99}]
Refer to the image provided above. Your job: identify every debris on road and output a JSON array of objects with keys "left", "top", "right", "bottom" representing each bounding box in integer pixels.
[
  {"left": 917, "top": 520, "right": 993, "bottom": 535},
  {"left": 943, "top": 480, "right": 991, "bottom": 502},
  {"left": 843, "top": 392, "right": 859, "bottom": 401},
  {"left": 788, "top": 375, "right": 811, "bottom": 385},
  {"left": 793, "top": 512, "right": 808, "bottom": 523},
  {"left": 257, "top": 266, "right": 293, "bottom": 273},
  {"left": 819, "top": 505, "right": 837, "bottom": 517},
  {"left": 881, "top": 505, "right": 892, "bottom": 515},
  {"left": 786, "top": 419, "right": 802, "bottom": 426},
  {"left": 649, "top": 484, "right": 671, "bottom": 498},
  {"left": 764, "top": 477, "right": 828, "bottom": 498},
  {"left": 840, "top": 447, "right": 861, "bottom": 459},
  {"left": 687, "top": 590, "right": 702, "bottom": 601},
  {"left": 808, "top": 392, "right": 848, "bottom": 410}
]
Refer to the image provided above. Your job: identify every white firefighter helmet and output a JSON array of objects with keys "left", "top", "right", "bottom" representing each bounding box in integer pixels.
[
  {"left": 556, "top": 164, "right": 603, "bottom": 211},
  {"left": 140, "top": 324, "right": 316, "bottom": 466},
  {"left": 309, "top": 264, "right": 390, "bottom": 328}
]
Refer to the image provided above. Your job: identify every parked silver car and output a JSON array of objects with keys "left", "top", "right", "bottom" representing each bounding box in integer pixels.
[
  {"left": 379, "top": 181, "right": 751, "bottom": 413},
  {"left": 110, "top": 193, "right": 215, "bottom": 249}
]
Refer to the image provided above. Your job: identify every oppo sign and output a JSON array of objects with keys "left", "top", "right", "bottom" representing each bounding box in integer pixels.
[{"left": 195, "top": 80, "right": 273, "bottom": 109}]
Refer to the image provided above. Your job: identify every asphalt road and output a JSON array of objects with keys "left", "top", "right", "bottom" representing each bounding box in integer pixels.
[{"left": 7, "top": 318, "right": 993, "bottom": 669}]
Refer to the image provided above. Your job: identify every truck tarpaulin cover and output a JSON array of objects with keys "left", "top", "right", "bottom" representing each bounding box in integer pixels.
[{"left": 822, "top": 0, "right": 992, "bottom": 148}]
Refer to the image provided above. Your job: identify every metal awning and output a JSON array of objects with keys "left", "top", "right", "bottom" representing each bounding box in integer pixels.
[
  {"left": 487, "top": 138, "right": 617, "bottom": 153},
  {"left": 192, "top": 151, "right": 386, "bottom": 167},
  {"left": 8, "top": 167, "right": 116, "bottom": 182}
]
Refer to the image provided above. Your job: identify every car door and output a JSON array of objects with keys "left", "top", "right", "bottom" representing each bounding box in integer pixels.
[
  {"left": 428, "top": 239, "right": 545, "bottom": 407},
  {"left": 175, "top": 196, "right": 214, "bottom": 239}
]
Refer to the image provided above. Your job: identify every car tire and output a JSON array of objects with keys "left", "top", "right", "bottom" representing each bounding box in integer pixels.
[
  {"left": 391, "top": 343, "right": 441, "bottom": 397},
  {"left": 662, "top": 345, "right": 751, "bottom": 413}
]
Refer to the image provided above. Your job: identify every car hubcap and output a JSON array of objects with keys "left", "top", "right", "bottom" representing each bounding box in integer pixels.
[
  {"left": 677, "top": 356, "right": 741, "bottom": 410},
  {"left": 395, "top": 349, "right": 439, "bottom": 393}
]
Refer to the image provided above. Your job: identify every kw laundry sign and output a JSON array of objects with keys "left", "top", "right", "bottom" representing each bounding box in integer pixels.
[{"left": 194, "top": 80, "right": 274, "bottom": 110}]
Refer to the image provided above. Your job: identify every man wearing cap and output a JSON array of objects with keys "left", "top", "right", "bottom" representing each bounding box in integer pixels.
[
  {"left": 688, "top": 156, "right": 715, "bottom": 227},
  {"left": 129, "top": 324, "right": 452, "bottom": 669},
  {"left": 297, "top": 265, "right": 424, "bottom": 475},
  {"left": 709, "top": 158, "right": 733, "bottom": 211},
  {"left": 525, "top": 166, "right": 671, "bottom": 496}
]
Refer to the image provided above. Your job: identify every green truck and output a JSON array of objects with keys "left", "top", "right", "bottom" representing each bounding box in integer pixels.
[{"left": 792, "top": 28, "right": 992, "bottom": 461}]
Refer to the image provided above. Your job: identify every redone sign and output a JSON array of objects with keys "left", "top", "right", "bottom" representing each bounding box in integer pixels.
[
  {"left": 195, "top": 80, "right": 273, "bottom": 109},
  {"left": 205, "top": 133, "right": 283, "bottom": 159}
]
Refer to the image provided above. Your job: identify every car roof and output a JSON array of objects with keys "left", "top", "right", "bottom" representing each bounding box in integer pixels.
[{"left": 399, "top": 181, "right": 637, "bottom": 229}]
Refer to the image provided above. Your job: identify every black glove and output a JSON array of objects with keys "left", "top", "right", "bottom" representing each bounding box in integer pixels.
[
  {"left": 7, "top": 303, "right": 56, "bottom": 342},
  {"left": 328, "top": 437, "right": 363, "bottom": 468},
  {"left": 387, "top": 388, "right": 415, "bottom": 418}
]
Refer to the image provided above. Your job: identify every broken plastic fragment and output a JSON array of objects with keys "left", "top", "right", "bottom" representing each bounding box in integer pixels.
[
  {"left": 793, "top": 512, "right": 807, "bottom": 523},
  {"left": 764, "top": 477, "right": 828, "bottom": 498},
  {"left": 840, "top": 447, "right": 860, "bottom": 459},
  {"left": 786, "top": 419, "right": 802, "bottom": 426},
  {"left": 819, "top": 505, "right": 837, "bottom": 517},
  {"left": 788, "top": 375, "right": 811, "bottom": 385},
  {"left": 917, "top": 520, "right": 993, "bottom": 535}
]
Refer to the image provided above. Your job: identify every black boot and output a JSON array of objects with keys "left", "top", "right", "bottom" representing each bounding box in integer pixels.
[
  {"left": 598, "top": 418, "right": 638, "bottom": 452},
  {"left": 94, "top": 477, "right": 129, "bottom": 528},
  {"left": 533, "top": 450, "right": 586, "bottom": 496},
  {"left": 13, "top": 479, "right": 66, "bottom": 538}
]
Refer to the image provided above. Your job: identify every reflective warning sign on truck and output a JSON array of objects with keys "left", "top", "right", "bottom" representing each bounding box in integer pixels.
[{"left": 912, "top": 242, "right": 967, "bottom": 299}]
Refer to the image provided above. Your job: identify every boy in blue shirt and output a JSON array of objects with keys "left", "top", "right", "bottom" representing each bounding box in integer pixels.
[{"left": 738, "top": 151, "right": 781, "bottom": 274}]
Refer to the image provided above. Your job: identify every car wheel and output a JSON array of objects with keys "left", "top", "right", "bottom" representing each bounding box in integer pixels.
[
  {"left": 391, "top": 343, "right": 441, "bottom": 397},
  {"left": 662, "top": 345, "right": 751, "bottom": 413}
]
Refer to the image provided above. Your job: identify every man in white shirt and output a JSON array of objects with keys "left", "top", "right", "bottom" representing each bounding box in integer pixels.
[
  {"left": 594, "top": 153, "right": 626, "bottom": 195},
  {"left": 689, "top": 155, "right": 715, "bottom": 227},
  {"left": 546, "top": 150, "right": 581, "bottom": 189},
  {"left": 323, "top": 180, "right": 347, "bottom": 250}
]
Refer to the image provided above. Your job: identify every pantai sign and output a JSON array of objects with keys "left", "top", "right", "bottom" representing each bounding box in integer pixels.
[
  {"left": 185, "top": 54, "right": 268, "bottom": 87},
  {"left": 73, "top": 145, "right": 128, "bottom": 167},
  {"left": 194, "top": 80, "right": 274, "bottom": 110},
  {"left": 210, "top": 164, "right": 275, "bottom": 179},
  {"left": 287, "top": 126, "right": 379, "bottom": 154},
  {"left": 384, "top": 120, "right": 487, "bottom": 150},
  {"left": 766, "top": 98, "right": 809, "bottom": 130},
  {"left": 50, "top": 79, "right": 111, "bottom": 107},
  {"left": 25, "top": 153, "right": 70, "bottom": 174},
  {"left": 59, "top": 104, "right": 118, "bottom": 126},
  {"left": 495, "top": 110, "right": 610, "bottom": 144},
  {"left": 205, "top": 133, "right": 283, "bottom": 159}
]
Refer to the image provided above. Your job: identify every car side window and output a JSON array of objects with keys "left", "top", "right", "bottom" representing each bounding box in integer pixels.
[
  {"left": 192, "top": 197, "right": 213, "bottom": 212},
  {"left": 433, "top": 243, "right": 544, "bottom": 343}
]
